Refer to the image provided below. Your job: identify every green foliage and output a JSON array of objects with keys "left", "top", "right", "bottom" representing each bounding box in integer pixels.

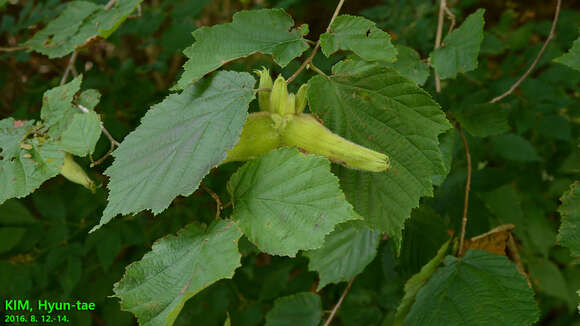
[
  {"left": 394, "top": 239, "right": 450, "bottom": 326},
  {"left": 175, "top": 9, "right": 309, "bottom": 89},
  {"left": 305, "top": 221, "right": 380, "bottom": 290},
  {"left": 430, "top": 9, "right": 485, "bottom": 79},
  {"left": 25, "top": 0, "right": 143, "bottom": 58},
  {"left": 558, "top": 182, "right": 580, "bottom": 257},
  {"left": 229, "top": 148, "right": 359, "bottom": 256},
  {"left": 1, "top": 1, "right": 579, "bottom": 326},
  {"left": 96, "top": 71, "right": 255, "bottom": 231},
  {"left": 320, "top": 15, "right": 397, "bottom": 62},
  {"left": 265, "top": 292, "right": 322, "bottom": 326},
  {"left": 307, "top": 59, "right": 451, "bottom": 247},
  {"left": 405, "top": 250, "right": 539, "bottom": 326},
  {"left": 114, "top": 220, "right": 242, "bottom": 326},
  {"left": 554, "top": 31, "right": 580, "bottom": 72}
]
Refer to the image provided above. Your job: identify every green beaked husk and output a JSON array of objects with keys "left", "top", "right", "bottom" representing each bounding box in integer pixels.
[
  {"left": 224, "top": 112, "right": 389, "bottom": 172},
  {"left": 282, "top": 114, "right": 389, "bottom": 172},
  {"left": 60, "top": 153, "right": 96, "bottom": 192}
]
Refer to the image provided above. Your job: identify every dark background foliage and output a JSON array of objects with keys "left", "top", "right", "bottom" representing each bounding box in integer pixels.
[{"left": 1, "top": 0, "right": 579, "bottom": 325}]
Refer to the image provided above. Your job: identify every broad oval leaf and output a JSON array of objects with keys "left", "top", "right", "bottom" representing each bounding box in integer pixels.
[
  {"left": 25, "top": 0, "right": 143, "bottom": 58},
  {"left": 114, "top": 220, "right": 242, "bottom": 326},
  {"left": 0, "top": 119, "right": 64, "bottom": 204},
  {"left": 307, "top": 59, "right": 451, "bottom": 247},
  {"left": 229, "top": 148, "right": 360, "bottom": 257},
  {"left": 429, "top": 9, "right": 486, "bottom": 79},
  {"left": 320, "top": 15, "right": 397, "bottom": 62},
  {"left": 557, "top": 181, "right": 580, "bottom": 257},
  {"left": 265, "top": 292, "right": 322, "bottom": 326},
  {"left": 305, "top": 220, "right": 380, "bottom": 290},
  {"left": 95, "top": 71, "right": 255, "bottom": 231},
  {"left": 175, "top": 9, "right": 309, "bottom": 89},
  {"left": 405, "top": 249, "right": 539, "bottom": 326}
]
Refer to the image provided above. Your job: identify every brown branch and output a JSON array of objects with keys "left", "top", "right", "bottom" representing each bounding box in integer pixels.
[
  {"left": 104, "top": 0, "right": 117, "bottom": 10},
  {"left": 444, "top": 6, "right": 456, "bottom": 36},
  {"left": 76, "top": 104, "right": 120, "bottom": 166},
  {"left": 433, "top": 0, "right": 447, "bottom": 93},
  {"left": 286, "top": 0, "right": 345, "bottom": 84},
  {"left": 60, "top": 50, "right": 78, "bottom": 86},
  {"left": 323, "top": 278, "right": 354, "bottom": 326},
  {"left": 457, "top": 123, "right": 472, "bottom": 256},
  {"left": 489, "top": 0, "right": 562, "bottom": 103},
  {"left": 201, "top": 183, "right": 222, "bottom": 219},
  {"left": 0, "top": 46, "right": 28, "bottom": 52}
]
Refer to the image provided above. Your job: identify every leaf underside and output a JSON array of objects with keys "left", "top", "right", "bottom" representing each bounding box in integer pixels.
[
  {"left": 96, "top": 71, "right": 255, "bottom": 231},
  {"left": 114, "top": 220, "right": 242, "bottom": 326}
]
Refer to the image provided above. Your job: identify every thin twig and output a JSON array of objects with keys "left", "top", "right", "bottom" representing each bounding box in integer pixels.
[
  {"left": 0, "top": 46, "right": 28, "bottom": 52},
  {"left": 128, "top": 4, "right": 142, "bottom": 19},
  {"left": 60, "top": 50, "right": 78, "bottom": 86},
  {"left": 443, "top": 6, "right": 456, "bottom": 35},
  {"left": 201, "top": 183, "right": 222, "bottom": 219},
  {"left": 489, "top": 0, "right": 561, "bottom": 103},
  {"left": 308, "top": 63, "right": 329, "bottom": 78},
  {"left": 457, "top": 123, "right": 471, "bottom": 256},
  {"left": 91, "top": 143, "right": 115, "bottom": 167},
  {"left": 433, "top": 0, "right": 447, "bottom": 93},
  {"left": 287, "top": 0, "right": 345, "bottom": 84},
  {"left": 77, "top": 104, "right": 120, "bottom": 166},
  {"left": 323, "top": 278, "right": 354, "bottom": 326},
  {"left": 104, "top": 0, "right": 117, "bottom": 10}
]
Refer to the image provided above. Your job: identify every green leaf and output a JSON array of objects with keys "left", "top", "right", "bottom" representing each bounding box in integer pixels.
[
  {"left": 113, "top": 220, "right": 242, "bottom": 326},
  {"left": 405, "top": 250, "right": 539, "bottom": 326},
  {"left": 554, "top": 31, "right": 580, "bottom": 72},
  {"left": 430, "top": 9, "right": 486, "bottom": 79},
  {"left": 229, "top": 148, "right": 360, "bottom": 257},
  {"left": 0, "top": 227, "right": 27, "bottom": 253},
  {"left": 40, "top": 75, "right": 83, "bottom": 138},
  {"left": 25, "top": 0, "right": 143, "bottom": 58},
  {"left": 394, "top": 239, "right": 450, "bottom": 326},
  {"left": 175, "top": 9, "right": 308, "bottom": 89},
  {"left": 0, "top": 199, "right": 37, "bottom": 225},
  {"left": 0, "top": 119, "right": 65, "bottom": 204},
  {"left": 320, "top": 15, "right": 397, "bottom": 62},
  {"left": 96, "top": 71, "right": 255, "bottom": 231},
  {"left": 399, "top": 207, "right": 450, "bottom": 278},
  {"left": 77, "top": 89, "right": 102, "bottom": 110},
  {"left": 307, "top": 60, "right": 451, "bottom": 247},
  {"left": 528, "top": 258, "right": 573, "bottom": 305},
  {"left": 305, "top": 221, "right": 380, "bottom": 290},
  {"left": 386, "top": 45, "right": 429, "bottom": 85},
  {"left": 557, "top": 181, "right": 580, "bottom": 257},
  {"left": 59, "top": 111, "right": 101, "bottom": 156},
  {"left": 491, "top": 134, "right": 540, "bottom": 162},
  {"left": 265, "top": 292, "right": 322, "bottom": 326},
  {"left": 453, "top": 103, "right": 510, "bottom": 137}
]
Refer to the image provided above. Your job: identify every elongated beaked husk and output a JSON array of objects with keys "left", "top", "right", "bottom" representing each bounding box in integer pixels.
[
  {"left": 282, "top": 114, "right": 389, "bottom": 172},
  {"left": 61, "top": 153, "right": 96, "bottom": 192},
  {"left": 223, "top": 112, "right": 281, "bottom": 163}
]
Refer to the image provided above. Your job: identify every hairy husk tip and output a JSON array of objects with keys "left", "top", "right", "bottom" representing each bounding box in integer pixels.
[
  {"left": 60, "top": 153, "right": 96, "bottom": 192},
  {"left": 282, "top": 114, "right": 389, "bottom": 172},
  {"left": 270, "top": 75, "right": 288, "bottom": 115},
  {"left": 254, "top": 67, "right": 273, "bottom": 112}
]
